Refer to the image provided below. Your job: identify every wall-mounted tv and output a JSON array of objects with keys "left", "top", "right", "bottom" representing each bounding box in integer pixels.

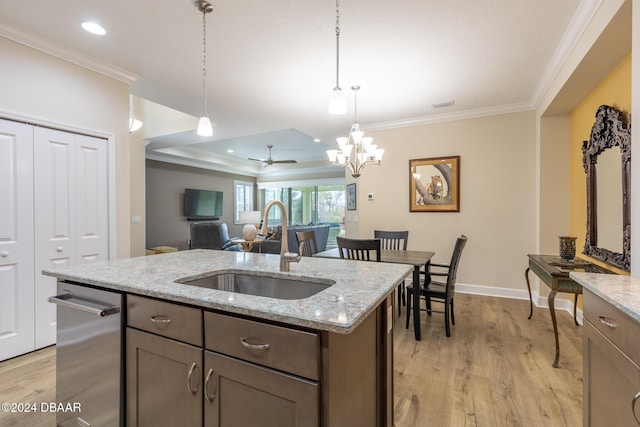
[{"left": 184, "top": 188, "right": 223, "bottom": 220}]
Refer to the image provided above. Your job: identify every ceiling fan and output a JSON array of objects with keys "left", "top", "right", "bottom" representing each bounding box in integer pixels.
[{"left": 248, "top": 145, "right": 298, "bottom": 166}]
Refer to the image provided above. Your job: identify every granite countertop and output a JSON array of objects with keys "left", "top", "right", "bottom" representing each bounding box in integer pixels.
[
  {"left": 570, "top": 272, "right": 640, "bottom": 323},
  {"left": 43, "top": 249, "right": 413, "bottom": 334}
]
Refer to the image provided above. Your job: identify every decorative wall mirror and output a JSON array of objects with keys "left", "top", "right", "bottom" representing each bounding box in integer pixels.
[{"left": 582, "top": 104, "right": 631, "bottom": 271}]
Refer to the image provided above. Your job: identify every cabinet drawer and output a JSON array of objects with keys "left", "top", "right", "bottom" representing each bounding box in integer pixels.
[
  {"left": 204, "top": 312, "right": 320, "bottom": 381},
  {"left": 584, "top": 289, "right": 640, "bottom": 366},
  {"left": 128, "top": 295, "right": 203, "bottom": 346}
]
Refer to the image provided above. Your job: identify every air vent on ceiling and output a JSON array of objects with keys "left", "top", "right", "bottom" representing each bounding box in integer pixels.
[{"left": 432, "top": 100, "right": 455, "bottom": 109}]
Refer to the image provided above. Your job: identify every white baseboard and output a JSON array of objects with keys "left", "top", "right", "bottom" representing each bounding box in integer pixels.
[{"left": 456, "top": 283, "right": 583, "bottom": 326}]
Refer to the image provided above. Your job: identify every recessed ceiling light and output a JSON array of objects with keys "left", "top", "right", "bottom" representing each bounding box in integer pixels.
[
  {"left": 227, "top": 149, "right": 234, "bottom": 153},
  {"left": 82, "top": 21, "right": 106, "bottom": 36},
  {"left": 313, "top": 138, "right": 321, "bottom": 143}
]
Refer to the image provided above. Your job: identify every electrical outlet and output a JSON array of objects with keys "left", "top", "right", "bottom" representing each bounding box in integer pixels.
[{"left": 367, "top": 193, "right": 374, "bottom": 200}]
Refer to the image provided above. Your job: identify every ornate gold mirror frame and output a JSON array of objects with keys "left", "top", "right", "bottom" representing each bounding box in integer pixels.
[{"left": 582, "top": 105, "right": 631, "bottom": 271}]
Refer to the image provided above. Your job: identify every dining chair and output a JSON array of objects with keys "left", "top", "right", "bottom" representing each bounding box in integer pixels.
[
  {"left": 336, "top": 237, "right": 381, "bottom": 262},
  {"left": 405, "top": 235, "right": 467, "bottom": 337},
  {"left": 295, "top": 230, "right": 319, "bottom": 256},
  {"left": 374, "top": 230, "right": 409, "bottom": 316}
]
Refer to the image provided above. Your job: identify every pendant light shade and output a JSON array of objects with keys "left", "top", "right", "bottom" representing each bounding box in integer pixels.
[
  {"left": 197, "top": 116, "right": 213, "bottom": 136},
  {"left": 195, "top": 0, "right": 214, "bottom": 137}
]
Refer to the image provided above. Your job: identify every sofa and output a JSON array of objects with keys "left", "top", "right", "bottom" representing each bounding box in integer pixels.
[{"left": 251, "top": 224, "right": 331, "bottom": 255}]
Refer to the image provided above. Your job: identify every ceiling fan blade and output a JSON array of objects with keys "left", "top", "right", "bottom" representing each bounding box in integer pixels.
[
  {"left": 271, "top": 160, "right": 297, "bottom": 164},
  {"left": 248, "top": 157, "right": 267, "bottom": 163}
]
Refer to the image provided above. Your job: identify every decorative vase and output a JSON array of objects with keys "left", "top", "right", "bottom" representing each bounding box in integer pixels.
[
  {"left": 242, "top": 224, "right": 258, "bottom": 241},
  {"left": 559, "top": 236, "right": 577, "bottom": 261}
]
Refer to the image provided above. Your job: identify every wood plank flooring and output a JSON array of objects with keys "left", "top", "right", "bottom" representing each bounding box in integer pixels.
[
  {"left": 0, "top": 294, "right": 583, "bottom": 427},
  {"left": 394, "top": 293, "right": 583, "bottom": 427}
]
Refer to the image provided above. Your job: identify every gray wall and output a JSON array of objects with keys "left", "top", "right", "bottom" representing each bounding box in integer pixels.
[{"left": 146, "top": 160, "right": 255, "bottom": 250}]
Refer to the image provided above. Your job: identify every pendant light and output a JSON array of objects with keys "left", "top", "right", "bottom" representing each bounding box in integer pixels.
[
  {"left": 328, "top": 0, "right": 346, "bottom": 115},
  {"left": 195, "top": 0, "right": 214, "bottom": 136},
  {"left": 327, "top": 86, "right": 384, "bottom": 178}
]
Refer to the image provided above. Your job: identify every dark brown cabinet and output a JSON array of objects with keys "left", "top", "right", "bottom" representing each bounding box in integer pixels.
[
  {"left": 126, "top": 293, "right": 394, "bottom": 427},
  {"left": 583, "top": 290, "right": 640, "bottom": 426},
  {"left": 126, "top": 328, "right": 203, "bottom": 427},
  {"left": 204, "top": 351, "right": 319, "bottom": 427}
]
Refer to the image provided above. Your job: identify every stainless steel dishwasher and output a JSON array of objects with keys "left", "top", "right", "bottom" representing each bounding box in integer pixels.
[{"left": 49, "top": 281, "right": 123, "bottom": 427}]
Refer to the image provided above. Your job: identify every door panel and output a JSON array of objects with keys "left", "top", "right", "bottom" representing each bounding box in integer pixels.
[
  {"left": 74, "top": 134, "right": 109, "bottom": 263},
  {"left": 34, "top": 127, "right": 75, "bottom": 347},
  {"left": 0, "top": 119, "right": 34, "bottom": 360}
]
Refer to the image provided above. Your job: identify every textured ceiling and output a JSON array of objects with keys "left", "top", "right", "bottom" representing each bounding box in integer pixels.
[{"left": 0, "top": 0, "right": 588, "bottom": 178}]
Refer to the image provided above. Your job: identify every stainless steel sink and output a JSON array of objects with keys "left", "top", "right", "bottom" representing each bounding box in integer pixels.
[{"left": 176, "top": 272, "right": 334, "bottom": 300}]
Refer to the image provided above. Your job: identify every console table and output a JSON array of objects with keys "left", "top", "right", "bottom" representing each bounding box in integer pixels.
[{"left": 525, "top": 254, "right": 615, "bottom": 367}]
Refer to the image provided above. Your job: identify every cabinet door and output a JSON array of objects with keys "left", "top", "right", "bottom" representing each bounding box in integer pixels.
[
  {"left": 584, "top": 321, "right": 640, "bottom": 426},
  {"left": 127, "top": 328, "right": 203, "bottom": 427},
  {"left": 204, "top": 351, "right": 318, "bottom": 427},
  {"left": 0, "top": 119, "right": 34, "bottom": 360}
]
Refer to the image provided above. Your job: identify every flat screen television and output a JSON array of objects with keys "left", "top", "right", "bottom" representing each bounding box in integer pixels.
[{"left": 184, "top": 188, "right": 223, "bottom": 220}]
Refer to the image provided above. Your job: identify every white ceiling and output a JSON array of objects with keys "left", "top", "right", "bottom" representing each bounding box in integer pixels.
[{"left": 0, "top": 0, "right": 591, "bottom": 178}]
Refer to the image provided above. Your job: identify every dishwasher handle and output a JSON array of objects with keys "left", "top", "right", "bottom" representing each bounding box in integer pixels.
[{"left": 48, "top": 293, "right": 120, "bottom": 317}]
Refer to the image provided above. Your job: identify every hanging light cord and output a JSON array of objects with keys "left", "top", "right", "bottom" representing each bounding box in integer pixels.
[
  {"left": 201, "top": 9, "right": 208, "bottom": 116},
  {"left": 334, "top": 0, "right": 341, "bottom": 91}
]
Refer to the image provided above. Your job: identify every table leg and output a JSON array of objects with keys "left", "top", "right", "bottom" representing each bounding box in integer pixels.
[
  {"left": 548, "top": 289, "right": 560, "bottom": 368},
  {"left": 525, "top": 267, "right": 533, "bottom": 319},
  {"left": 413, "top": 265, "right": 421, "bottom": 341}
]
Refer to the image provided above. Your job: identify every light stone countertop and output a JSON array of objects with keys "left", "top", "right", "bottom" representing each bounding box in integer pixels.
[
  {"left": 570, "top": 272, "right": 640, "bottom": 323},
  {"left": 43, "top": 249, "right": 413, "bottom": 334}
]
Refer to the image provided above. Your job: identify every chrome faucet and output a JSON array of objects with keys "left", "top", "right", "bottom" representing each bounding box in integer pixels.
[{"left": 260, "top": 200, "right": 302, "bottom": 272}]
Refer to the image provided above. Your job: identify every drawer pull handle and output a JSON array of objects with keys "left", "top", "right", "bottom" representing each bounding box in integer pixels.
[
  {"left": 598, "top": 316, "right": 618, "bottom": 329},
  {"left": 204, "top": 368, "right": 217, "bottom": 402},
  {"left": 150, "top": 315, "right": 171, "bottom": 325},
  {"left": 187, "top": 362, "right": 199, "bottom": 395},
  {"left": 240, "top": 337, "right": 270, "bottom": 350},
  {"left": 632, "top": 391, "right": 640, "bottom": 425}
]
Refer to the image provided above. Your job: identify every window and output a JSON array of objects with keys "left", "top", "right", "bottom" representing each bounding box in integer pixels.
[
  {"left": 234, "top": 181, "right": 254, "bottom": 223},
  {"left": 257, "top": 182, "right": 345, "bottom": 248}
]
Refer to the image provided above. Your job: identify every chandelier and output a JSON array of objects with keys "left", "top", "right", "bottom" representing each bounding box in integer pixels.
[
  {"left": 195, "top": 0, "right": 214, "bottom": 136},
  {"left": 326, "top": 85, "right": 384, "bottom": 178}
]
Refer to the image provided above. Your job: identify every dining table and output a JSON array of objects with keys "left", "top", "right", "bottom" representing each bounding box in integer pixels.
[{"left": 314, "top": 247, "right": 435, "bottom": 340}]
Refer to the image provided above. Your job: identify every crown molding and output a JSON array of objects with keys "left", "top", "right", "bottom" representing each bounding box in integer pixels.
[
  {"left": 0, "top": 22, "right": 138, "bottom": 84},
  {"left": 530, "top": 0, "right": 603, "bottom": 108},
  {"left": 364, "top": 101, "right": 535, "bottom": 133}
]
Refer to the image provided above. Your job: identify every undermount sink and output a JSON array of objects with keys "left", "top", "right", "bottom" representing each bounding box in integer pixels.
[{"left": 175, "top": 272, "right": 335, "bottom": 300}]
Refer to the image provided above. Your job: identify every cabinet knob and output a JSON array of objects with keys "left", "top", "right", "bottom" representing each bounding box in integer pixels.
[
  {"left": 56, "top": 246, "right": 64, "bottom": 253},
  {"left": 0, "top": 251, "right": 8, "bottom": 258}
]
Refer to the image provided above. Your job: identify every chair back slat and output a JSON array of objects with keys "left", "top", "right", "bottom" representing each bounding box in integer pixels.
[
  {"left": 445, "top": 235, "right": 467, "bottom": 292},
  {"left": 374, "top": 230, "right": 408, "bottom": 250},
  {"left": 336, "top": 237, "right": 381, "bottom": 262},
  {"left": 296, "top": 230, "right": 319, "bottom": 256}
]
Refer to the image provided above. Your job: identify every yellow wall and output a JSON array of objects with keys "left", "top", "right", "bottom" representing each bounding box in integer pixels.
[{"left": 569, "top": 54, "right": 631, "bottom": 274}]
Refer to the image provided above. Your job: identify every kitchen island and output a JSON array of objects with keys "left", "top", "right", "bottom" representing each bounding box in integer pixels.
[
  {"left": 44, "top": 249, "right": 412, "bottom": 427},
  {"left": 570, "top": 272, "right": 640, "bottom": 426}
]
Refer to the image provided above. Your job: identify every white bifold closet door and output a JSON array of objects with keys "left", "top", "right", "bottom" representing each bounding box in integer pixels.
[
  {"left": 34, "top": 127, "right": 109, "bottom": 348},
  {"left": 0, "top": 119, "right": 35, "bottom": 360},
  {"left": 0, "top": 119, "right": 109, "bottom": 360}
]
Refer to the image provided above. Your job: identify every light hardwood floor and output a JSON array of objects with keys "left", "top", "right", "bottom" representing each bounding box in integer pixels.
[{"left": 0, "top": 294, "right": 582, "bottom": 427}]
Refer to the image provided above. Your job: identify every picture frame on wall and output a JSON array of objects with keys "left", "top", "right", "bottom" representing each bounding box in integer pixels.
[
  {"left": 409, "top": 156, "right": 460, "bottom": 212},
  {"left": 346, "top": 183, "right": 356, "bottom": 210}
]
